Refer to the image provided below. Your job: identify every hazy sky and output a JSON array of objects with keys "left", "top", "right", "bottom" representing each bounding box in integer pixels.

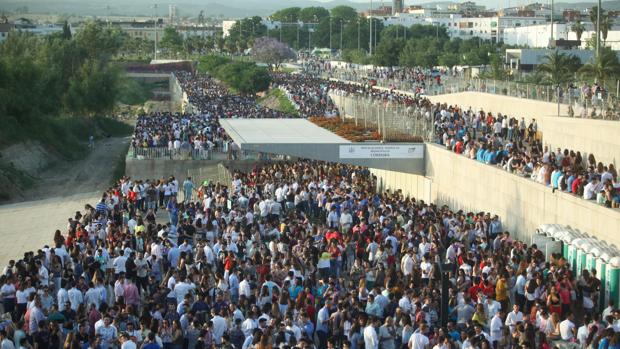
[{"left": 311, "top": 0, "right": 595, "bottom": 9}]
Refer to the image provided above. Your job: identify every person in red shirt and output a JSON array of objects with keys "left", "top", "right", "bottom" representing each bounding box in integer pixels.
[
  {"left": 571, "top": 174, "right": 581, "bottom": 194},
  {"left": 224, "top": 251, "right": 236, "bottom": 272}
]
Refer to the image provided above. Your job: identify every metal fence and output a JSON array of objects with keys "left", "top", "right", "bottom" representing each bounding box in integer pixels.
[
  {"left": 127, "top": 147, "right": 214, "bottom": 160},
  {"left": 322, "top": 69, "right": 620, "bottom": 120},
  {"left": 329, "top": 91, "right": 435, "bottom": 142}
]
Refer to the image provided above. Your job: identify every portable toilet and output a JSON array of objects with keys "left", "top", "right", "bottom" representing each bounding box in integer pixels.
[
  {"left": 531, "top": 233, "right": 551, "bottom": 250},
  {"left": 604, "top": 256, "right": 620, "bottom": 312},
  {"left": 596, "top": 253, "right": 608, "bottom": 312},
  {"left": 586, "top": 242, "right": 603, "bottom": 272},
  {"left": 544, "top": 238, "right": 563, "bottom": 262},
  {"left": 575, "top": 239, "right": 593, "bottom": 277},
  {"left": 560, "top": 228, "right": 578, "bottom": 262},
  {"left": 567, "top": 236, "right": 585, "bottom": 275}
]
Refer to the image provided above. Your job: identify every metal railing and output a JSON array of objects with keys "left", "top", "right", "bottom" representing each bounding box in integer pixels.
[
  {"left": 329, "top": 91, "right": 434, "bottom": 142},
  {"left": 321, "top": 69, "right": 620, "bottom": 120},
  {"left": 128, "top": 147, "right": 214, "bottom": 160}
]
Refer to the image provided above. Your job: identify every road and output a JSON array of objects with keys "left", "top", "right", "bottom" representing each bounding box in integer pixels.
[{"left": 0, "top": 136, "right": 130, "bottom": 267}]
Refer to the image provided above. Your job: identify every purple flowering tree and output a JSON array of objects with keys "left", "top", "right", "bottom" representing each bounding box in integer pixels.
[{"left": 252, "top": 36, "right": 296, "bottom": 70}]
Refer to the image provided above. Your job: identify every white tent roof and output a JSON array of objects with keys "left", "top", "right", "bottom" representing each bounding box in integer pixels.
[{"left": 219, "top": 118, "right": 350, "bottom": 145}]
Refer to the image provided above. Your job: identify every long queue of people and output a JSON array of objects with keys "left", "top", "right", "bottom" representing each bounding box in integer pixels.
[
  {"left": 273, "top": 71, "right": 620, "bottom": 209},
  {"left": 1, "top": 159, "right": 619, "bottom": 349}
]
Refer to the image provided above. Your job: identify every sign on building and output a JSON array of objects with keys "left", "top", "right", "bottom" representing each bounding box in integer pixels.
[{"left": 339, "top": 145, "right": 423, "bottom": 159}]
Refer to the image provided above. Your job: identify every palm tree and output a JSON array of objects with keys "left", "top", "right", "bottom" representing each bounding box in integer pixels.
[
  {"left": 600, "top": 15, "right": 613, "bottom": 45},
  {"left": 571, "top": 20, "right": 585, "bottom": 42},
  {"left": 536, "top": 50, "right": 579, "bottom": 85},
  {"left": 590, "top": 6, "right": 601, "bottom": 35},
  {"left": 578, "top": 47, "right": 620, "bottom": 85}
]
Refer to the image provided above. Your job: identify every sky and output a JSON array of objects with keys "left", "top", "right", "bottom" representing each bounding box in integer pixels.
[{"left": 310, "top": 0, "right": 599, "bottom": 9}]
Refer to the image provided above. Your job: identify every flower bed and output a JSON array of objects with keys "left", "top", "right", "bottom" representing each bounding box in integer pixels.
[
  {"left": 309, "top": 116, "right": 380, "bottom": 142},
  {"left": 309, "top": 116, "right": 424, "bottom": 143}
]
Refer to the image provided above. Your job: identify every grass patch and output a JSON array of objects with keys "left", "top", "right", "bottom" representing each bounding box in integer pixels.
[
  {"left": 0, "top": 115, "right": 133, "bottom": 161},
  {"left": 117, "top": 77, "right": 168, "bottom": 106},
  {"left": 0, "top": 161, "right": 36, "bottom": 188},
  {"left": 258, "top": 88, "right": 299, "bottom": 116}
]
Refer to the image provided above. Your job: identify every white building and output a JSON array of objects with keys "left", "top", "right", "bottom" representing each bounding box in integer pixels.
[
  {"left": 222, "top": 20, "right": 236, "bottom": 37},
  {"left": 382, "top": 14, "right": 547, "bottom": 43},
  {"left": 222, "top": 19, "right": 280, "bottom": 38},
  {"left": 503, "top": 23, "right": 569, "bottom": 47}
]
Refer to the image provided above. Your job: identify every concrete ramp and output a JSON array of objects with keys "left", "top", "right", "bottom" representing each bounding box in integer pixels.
[{"left": 219, "top": 119, "right": 425, "bottom": 175}]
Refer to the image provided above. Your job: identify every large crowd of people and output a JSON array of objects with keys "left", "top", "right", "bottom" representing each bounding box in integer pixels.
[
  {"left": 1, "top": 159, "right": 619, "bottom": 349},
  {"left": 176, "top": 72, "right": 290, "bottom": 120},
  {"left": 277, "top": 71, "right": 620, "bottom": 209}
]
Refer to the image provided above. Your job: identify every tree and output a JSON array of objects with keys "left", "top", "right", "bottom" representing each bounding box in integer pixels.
[
  {"left": 298, "top": 7, "right": 329, "bottom": 22},
  {"left": 330, "top": 6, "right": 357, "bottom": 21},
  {"left": 399, "top": 38, "right": 440, "bottom": 68},
  {"left": 342, "top": 48, "right": 371, "bottom": 64},
  {"left": 600, "top": 15, "right": 612, "bottom": 44},
  {"left": 159, "top": 26, "right": 183, "bottom": 56},
  {"left": 65, "top": 59, "right": 120, "bottom": 116},
  {"left": 438, "top": 52, "right": 459, "bottom": 68},
  {"left": 270, "top": 7, "right": 301, "bottom": 22},
  {"left": 590, "top": 6, "right": 602, "bottom": 36},
  {"left": 62, "top": 21, "right": 72, "bottom": 40},
  {"left": 74, "top": 21, "right": 123, "bottom": 60},
  {"left": 579, "top": 47, "right": 620, "bottom": 85},
  {"left": 252, "top": 36, "right": 296, "bottom": 69},
  {"left": 536, "top": 50, "right": 580, "bottom": 85},
  {"left": 374, "top": 37, "right": 405, "bottom": 66},
  {"left": 571, "top": 21, "right": 585, "bottom": 42}
]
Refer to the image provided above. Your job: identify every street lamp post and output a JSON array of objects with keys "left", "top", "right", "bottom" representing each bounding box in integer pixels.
[
  {"left": 329, "top": 16, "right": 332, "bottom": 52},
  {"left": 357, "top": 18, "right": 361, "bottom": 50},
  {"left": 596, "top": 0, "right": 601, "bottom": 57},
  {"left": 152, "top": 3, "right": 158, "bottom": 60},
  {"left": 369, "top": 0, "right": 373, "bottom": 55},
  {"left": 340, "top": 20, "right": 344, "bottom": 51}
]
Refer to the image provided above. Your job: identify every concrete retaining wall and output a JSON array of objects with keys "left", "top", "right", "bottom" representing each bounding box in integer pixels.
[
  {"left": 371, "top": 144, "right": 620, "bottom": 247},
  {"left": 125, "top": 158, "right": 260, "bottom": 185},
  {"left": 427, "top": 91, "right": 568, "bottom": 118},
  {"left": 538, "top": 116, "right": 620, "bottom": 167},
  {"left": 427, "top": 91, "right": 620, "bottom": 167}
]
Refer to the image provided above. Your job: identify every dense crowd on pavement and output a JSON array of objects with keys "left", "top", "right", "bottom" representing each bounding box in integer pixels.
[
  {"left": 280, "top": 68, "right": 620, "bottom": 209},
  {"left": 1, "top": 158, "right": 620, "bottom": 349},
  {"left": 133, "top": 69, "right": 620, "bottom": 207},
  {"left": 131, "top": 112, "right": 227, "bottom": 153},
  {"left": 302, "top": 60, "right": 447, "bottom": 96},
  {"left": 175, "top": 72, "right": 289, "bottom": 120}
]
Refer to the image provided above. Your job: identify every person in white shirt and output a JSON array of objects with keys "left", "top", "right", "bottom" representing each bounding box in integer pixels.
[
  {"left": 489, "top": 309, "right": 505, "bottom": 346},
  {"left": 112, "top": 250, "right": 128, "bottom": 276},
  {"left": 339, "top": 209, "right": 353, "bottom": 233},
  {"left": 119, "top": 333, "right": 136, "bottom": 349},
  {"left": 559, "top": 313, "right": 576, "bottom": 341},
  {"left": 0, "top": 330, "right": 16, "bottom": 349},
  {"left": 401, "top": 251, "right": 414, "bottom": 283},
  {"left": 408, "top": 323, "right": 430, "bottom": 349},
  {"left": 583, "top": 177, "right": 600, "bottom": 200},
  {"left": 505, "top": 304, "right": 524, "bottom": 334},
  {"left": 241, "top": 311, "right": 257, "bottom": 337},
  {"left": 173, "top": 278, "right": 196, "bottom": 304},
  {"left": 210, "top": 309, "right": 228, "bottom": 345},
  {"left": 363, "top": 318, "right": 380, "bottom": 349},
  {"left": 67, "top": 284, "right": 83, "bottom": 311}
]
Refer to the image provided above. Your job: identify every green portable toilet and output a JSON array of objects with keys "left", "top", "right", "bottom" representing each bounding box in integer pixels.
[
  {"left": 568, "top": 237, "right": 585, "bottom": 276},
  {"left": 559, "top": 228, "right": 578, "bottom": 265},
  {"left": 575, "top": 239, "right": 591, "bottom": 277},
  {"left": 605, "top": 256, "right": 620, "bottom": 312},
  {"left": 596, "top": 248, "right": 612, "bottom": 313}
]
